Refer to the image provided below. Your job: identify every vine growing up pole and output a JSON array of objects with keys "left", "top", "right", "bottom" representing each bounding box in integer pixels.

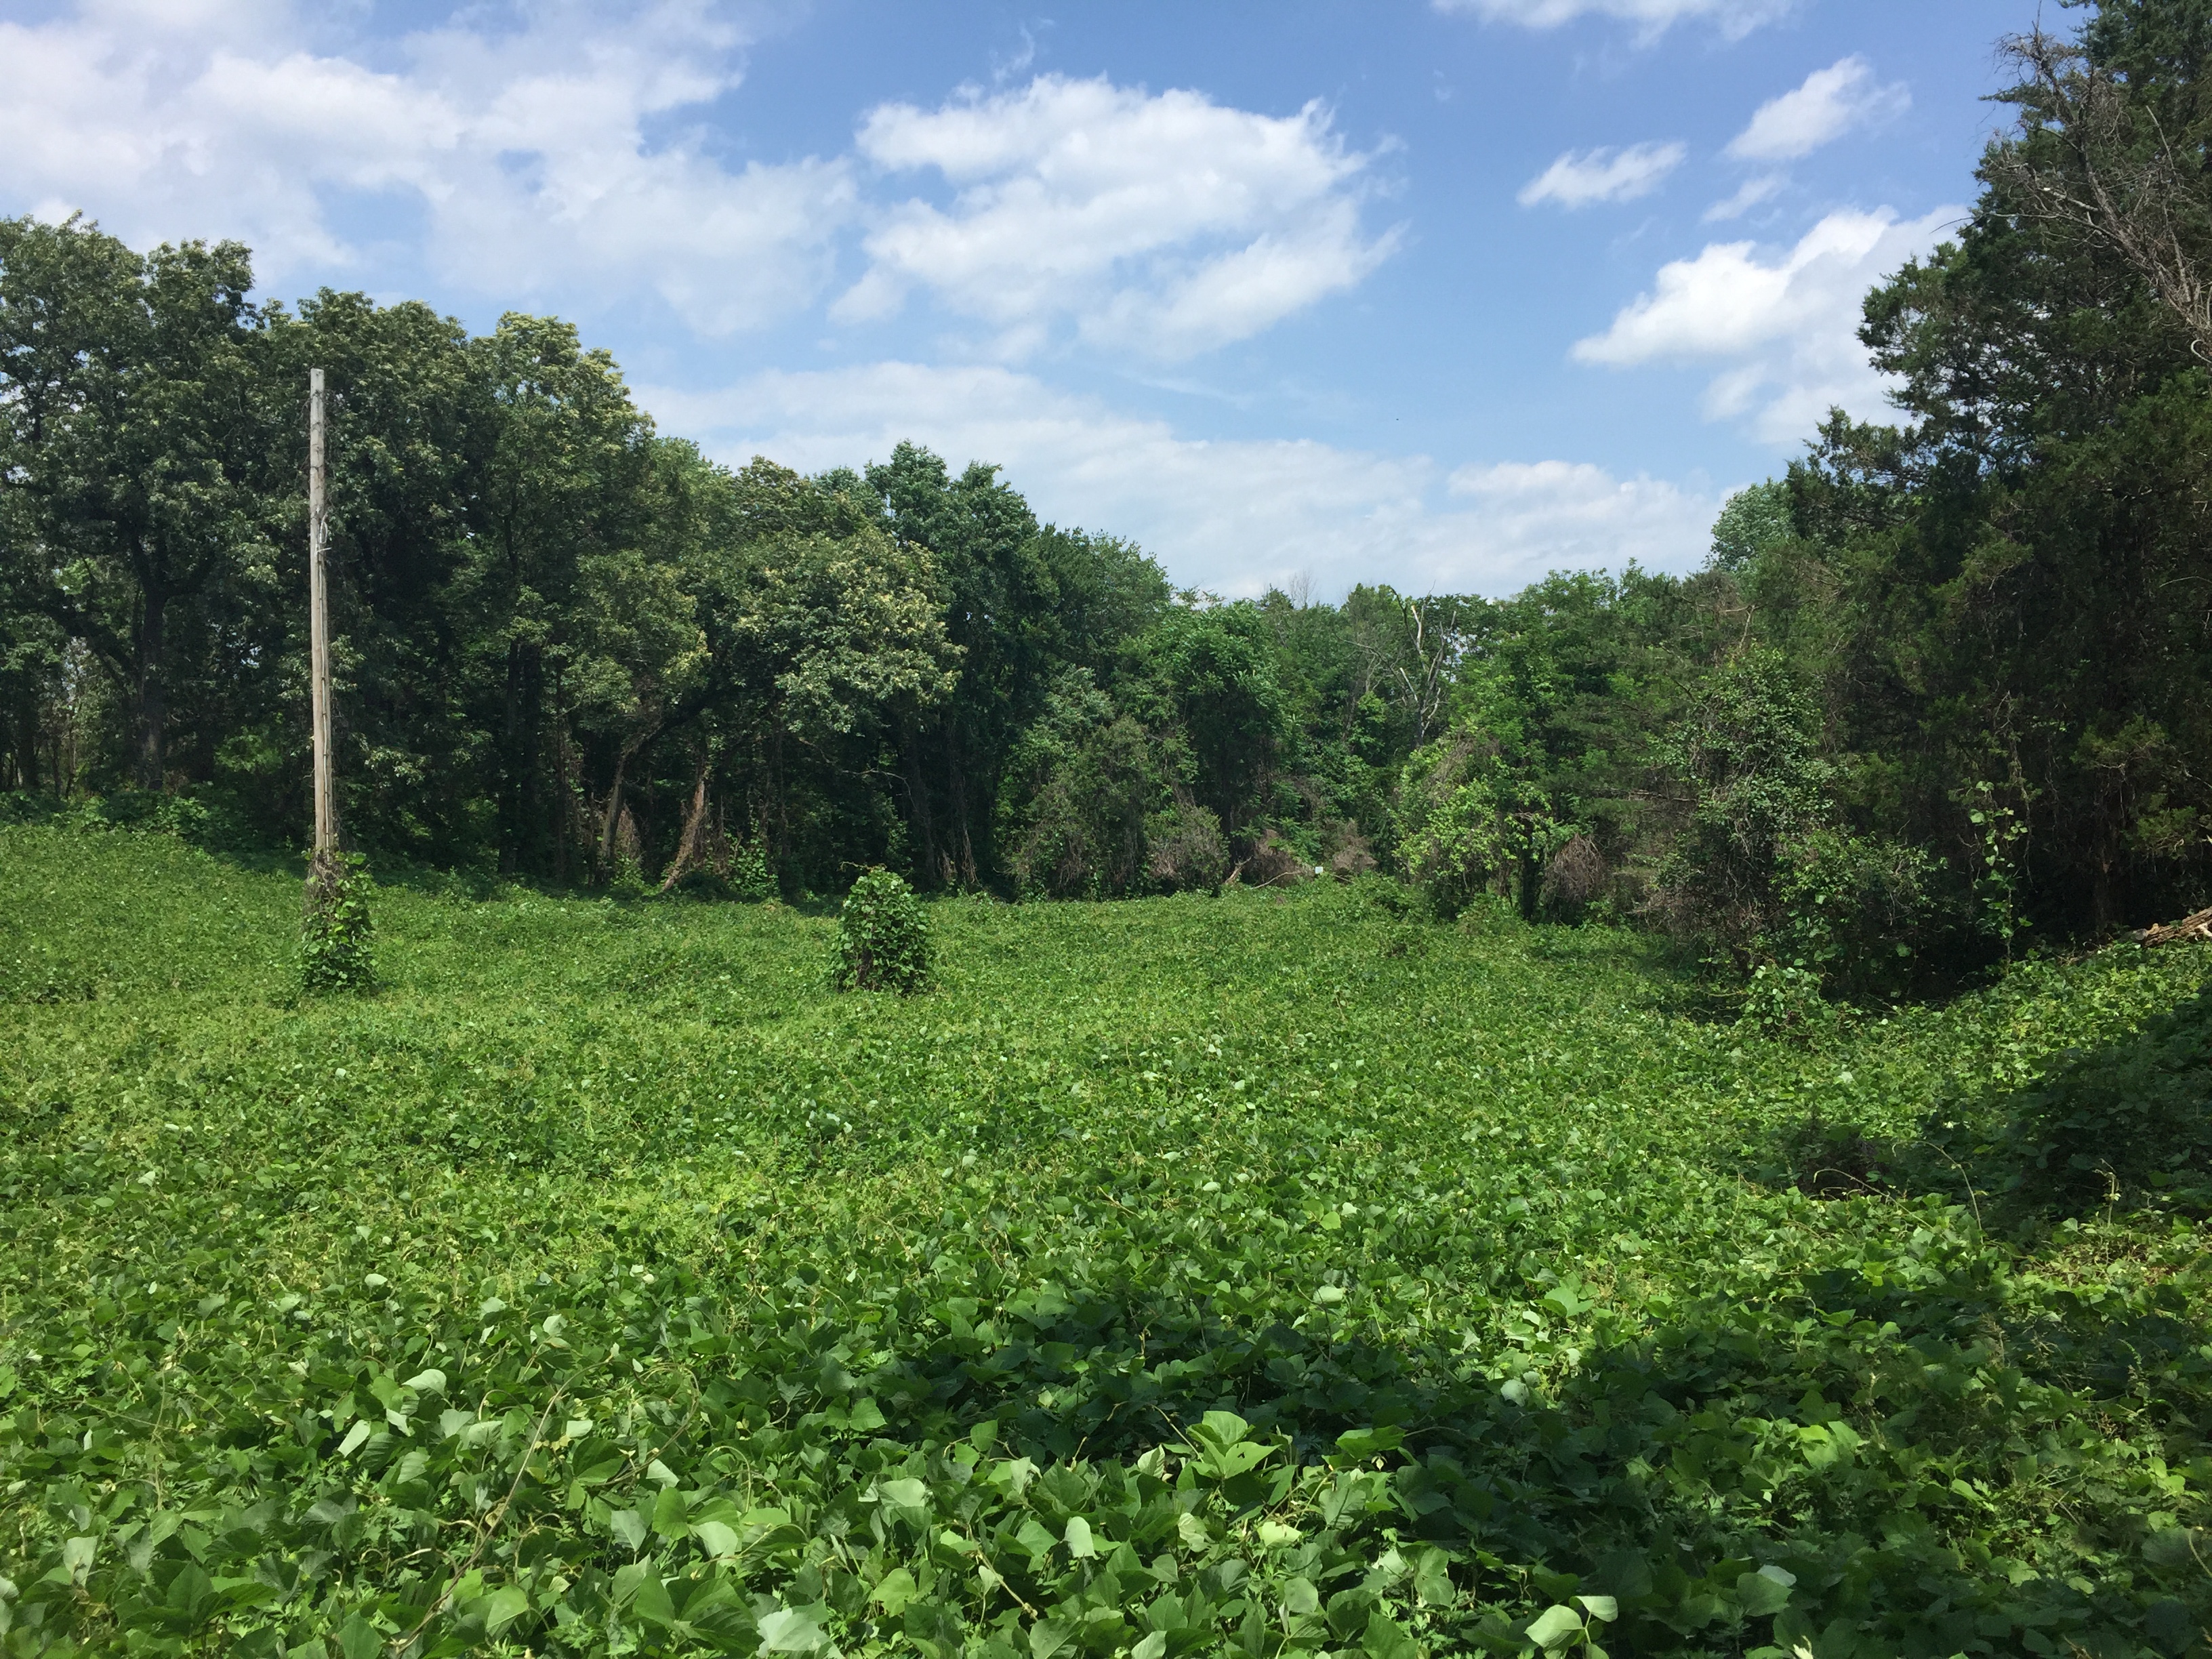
[{"left": 301, "top": 366, "right": 373, "bottom": 993}]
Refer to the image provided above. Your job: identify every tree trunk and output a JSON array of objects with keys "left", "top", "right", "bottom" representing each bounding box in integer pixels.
[
  {"left": 945, "top": 722, "right": 977, "bottom": 888},
  {"left": 598, "top": 745, "right": 634, "bottom": 876},
  {"left": 658, "top": 754, "right": 714, "bottom": 893},
  {"left": 901, "top": 720, "right": 941, "bottom": 884},
  {"left": 134, "top": 587, "right": 166, "bottom": 791},
  {"left": 500, "top": 639, "right": 547, "bottom": 875}
]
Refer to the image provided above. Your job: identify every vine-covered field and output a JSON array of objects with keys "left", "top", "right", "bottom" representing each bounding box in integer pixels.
[{"left": 2, "top": 825, "right": 2209, "bottom": 1658}]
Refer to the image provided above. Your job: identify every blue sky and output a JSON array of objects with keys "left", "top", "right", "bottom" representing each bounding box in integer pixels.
[{"left": 1, "top": 0, "right": 2032, "bottom": 596}]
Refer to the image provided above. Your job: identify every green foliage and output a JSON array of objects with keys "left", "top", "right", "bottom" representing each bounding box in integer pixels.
[
  {"left": 5, "top": 825, "right": 2212, "bottom": 1656},
  {"left": 996, "top": 671, "right": 1160, "bottom": 900},
  {"left": 1740, "top": 964, "right": 1837, "bottom": 1044},
  {"left": 728, "top": 843, "right": 775, "bottom": 903},
  {"left": 1395, "top": 734, "right": 1561, "bottom": 922},
  {"left": 300, "top": 852, "right": 375, "bottom": 995},
  {"left": 1967, "top": 981, "right": 2212, "bottom": 1212},
  {"left": 1764, "top": 829, "right": 1940, "bottom": 1003},
  {"left": 1706, "top": 481, "right": 1794, "bottom": 573},
  {"left": 1652, "top": 655, "right": 1831, "bottom": 965},
  {"left": 832, "top": 867, "right": 930, "bottom": 994}
]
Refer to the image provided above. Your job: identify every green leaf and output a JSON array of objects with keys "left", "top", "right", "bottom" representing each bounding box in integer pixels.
[
  {"left": 1334, "top": 1427, "right": 1405, "bottom": 1462},
  {"left": 1361, "top": 1607, "right": 1420, "bottom": 1659},
  {"left": 1414, "top": 1548, "right": 1454, "bottom": 1607},
  {"left": 337, "top": 1613, "right": 382, "bottom": 1659},
  {"left": 1524, "top": 1605, "right": 1584, "bottom": 1651},
  {"left": 1029, "top": 1616, "right": 1080, "bottom": 1659},
  {"left": 480, "top": 1586, "right": 531, "bottom": 1637},
  {"left": 1575, "top": 1595, "right": 1618, "bottom": 1623},
  {"left": 651, "top": 1483, "right": 691, "bottom": 1540},
  {"left": 870, "top": 1568, "right": 919, "bottom": 1616},
  {"left": 694, "top": 1520, "right": 739, "bottom": 1559},
  {"left": 1131, "top": 1634, "right": 1167, "bottom": 1659},
  {"left": 877, "top": 1477, "right": 930, "bottom": 1513},
  {"left": 1064, "top": 1516, "right": 1097, "bottom": 1558},
  {"left": 1737, "top": 1568, "right": 1794, "bottom": 1617},
  {"left": 757, "top": 1603, "right": 832, "bottom": 1654},
  {"left": 336, "top": 1420, "right": 371, "bottom": 1458}
]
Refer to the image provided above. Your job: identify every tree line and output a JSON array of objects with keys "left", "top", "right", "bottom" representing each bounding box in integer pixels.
[{"left": 3, "top": 0, "right": 2208, "bottom": 1000}]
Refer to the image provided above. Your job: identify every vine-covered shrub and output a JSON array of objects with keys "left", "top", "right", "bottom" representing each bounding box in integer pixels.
[
  {"left": 300, "top": 851, "right": 375, "bottom": 995},
  {"left": 832, "top": 867, "right": 929, "bottom": 994},
  {"left": 729, "top": 843, "right": 775, "bottom": 903}
]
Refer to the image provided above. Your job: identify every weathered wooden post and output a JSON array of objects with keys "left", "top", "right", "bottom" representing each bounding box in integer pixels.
[
  {"left": 308, "top": 367, "right": 335, "bottom": 863},
  {"left": 301, "top": 367, "right": 373, "bottom": 991}
]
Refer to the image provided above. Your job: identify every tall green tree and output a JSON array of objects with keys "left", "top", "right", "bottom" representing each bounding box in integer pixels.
[{"left": 0, "top": 216, "right": 274, "bottom": 790}]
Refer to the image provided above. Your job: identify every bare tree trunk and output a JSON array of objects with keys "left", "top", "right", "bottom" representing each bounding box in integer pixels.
[
  {"left": 598, "top": 746, "right": 633, "bottom": 876},
  {"left": 134, "top": 586, "right": 165, "bottom": 791},
  {"left": 658, "top": 754, "right": 714, "bottom": 893},
  {"left": 900, "top": 720, "right": 940, "bottom": 883}
]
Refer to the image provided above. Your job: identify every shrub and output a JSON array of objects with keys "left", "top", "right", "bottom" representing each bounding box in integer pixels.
[
  {"left": 729, "top": 842, "right": 776, "bottom": 902},
  {"left": 1540, "top": 833, "right": 1609, "bottom": 922},
  {"left": 300, "top": 851, "right": 375, "bottom": 995},
  {"left": 1232, "top": 830, "right": 1313, "bottom": 888},
  {"left": 1393, "top": 732, "right": 1559, "bottom": 921},
  {"left": 999, "top": 674, "right": 1159, "bottom": 900},
  {"left": 1650, "top": 653, "right": 1832, "bottom": 964},
  {"left": 832, "top": 867, "right": 930, "bottom": 994},
  {"left": 1741, "top": 963, "right": 1838, "bottom": 1043},
  {"left": 1764, "top": 828, "right": 1940, "bottom": 1002},
  {"left": 1144, "top": 801, "right": 1229, "bottom": 893}
]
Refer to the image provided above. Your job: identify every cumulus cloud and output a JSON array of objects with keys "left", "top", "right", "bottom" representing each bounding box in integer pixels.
[
  {"left": 1434, "top": 0, "right": 1797, "bottom": 43},
  {"left": 1572, "top": 205, "right": 1957, "bottom": 441},
  {"left": 1726, "top": 56, "right": 1910, "bottom": 163},
  {"left": 639, "top": 362, "right": 1715, "bottom": 596},
  {"left": 839, "top": 75, "right": 1401, "bottom": 360},
  {"left": 0, "top": 0, "right": 855, "bottom": 332},
  {"left": 1519, "top": 142, "right": 1686, "bottom": 209}
]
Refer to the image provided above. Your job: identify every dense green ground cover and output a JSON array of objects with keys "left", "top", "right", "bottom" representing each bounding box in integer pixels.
[{"left": 3, "top": 826, "right": 2210, "bottom": 1658}]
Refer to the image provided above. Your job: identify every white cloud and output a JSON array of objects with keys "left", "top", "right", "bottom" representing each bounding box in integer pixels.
[
  {"left": 1435, "top": 0, "right": 1797, "bottom": 43},
  {"left": 1726, "top": 56, "right": 1910, "bottom": 163},
  {"left": 1519, "top": 142, "right": 1686, "bottom": 209},
  {"left": 1445, "top": 461, "right": 1719, "bottom": 574},
  {"left": 1702, "top": 173, "right": 1786, "bottom": 222},
  {"left": 0, "top": 0, "right": 855, "bottom": 333},
  {"left": 840, "top": 75, "right": 1400, "bottom": 360},
  {"left": 1572, "top": 205, "right": 1957, "bottom": 441},
  {"left": 638, "top": 362, "right": 1715, "bottom": 596}
]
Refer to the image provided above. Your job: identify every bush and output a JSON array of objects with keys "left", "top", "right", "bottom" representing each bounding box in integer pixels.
[
  {"left": 729, "top": 843, "right": 775, "bottom": 903},
  {"left": 1764, "top": 828, "right": 1940, "bottom": 1002},
  {"left": 1144, "top": 802, "right": 1229, "bottom": 893},
  {"left": 1741, "top": 963, "right": 1839, "bottom": 1043},
  {"left": 301, "top": 851, "right": 375, "bottom": 995},
  {"left": 832, "top": 867, "right": 930, "bottom": 994},
  {"left": 1540, "top": 833, "right": 1609, "bottom": 922},
  {"left": 1393, "top": 732, "right": 1558, "bottom": 922}
]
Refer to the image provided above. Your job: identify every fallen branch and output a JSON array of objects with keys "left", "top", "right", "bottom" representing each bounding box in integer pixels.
[{"left": 2135, "top": 907, "right": 2212, "bottom": 948}]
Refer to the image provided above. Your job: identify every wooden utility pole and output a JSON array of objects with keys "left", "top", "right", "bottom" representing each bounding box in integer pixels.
[{"left": 308, "top": 367, "right": 335, "bottom": 859}]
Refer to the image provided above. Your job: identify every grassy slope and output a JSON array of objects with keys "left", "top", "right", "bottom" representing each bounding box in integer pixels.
[{"left": 1, "top": 825, "right": 2209, "bottom": 1658}]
